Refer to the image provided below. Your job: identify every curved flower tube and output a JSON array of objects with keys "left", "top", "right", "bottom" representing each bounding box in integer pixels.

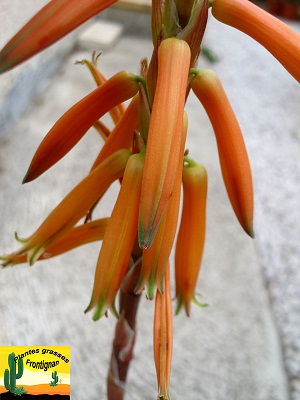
[
  {"left": 77, "top": 54, "right": 125, "bottom": 124},
  {"left": 154, "top": 264, "right": 173, "bottom": 400},
  {"left": 86, "top": 153, "right": 144, "bottom": 320},
  {"left": 1, "top": 218, "right": 109, "bottom": 267},
  {"left": 0, "top": 0, "right": 118, "bottom": 73},
  {"left": 136, "top": 112, "right": 188, "bottom": 298},
  {"left": 191, "top": 69, "right": 254, "bottom": 237},
  {"left": 175, "top": 158, "right": 207, "bottom": 316},
  {"left": 23, "top": 71, "right": 140, "bottom": 182},
  {"left": 138, "top": 37, "right": 191, "bottom": 249},
  {"left": 211, "top": 0, "right": 300, "bottom": 83},
  {"left": 91, "top": 94, "right": 139, "bottom": 171},
  {"left": 11, "top": 149, "right": 131, "bottom": 266}
]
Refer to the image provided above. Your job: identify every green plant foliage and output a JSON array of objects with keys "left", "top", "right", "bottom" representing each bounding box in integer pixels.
[
  {"left": 49, "top": 370, "right": 59, "bottom": 386},
  {"left": 4, "top": 352, "right": 24, "bottom": 394},
  {"left": 12, "top": 386, "right": 27, "bottom": 396}
]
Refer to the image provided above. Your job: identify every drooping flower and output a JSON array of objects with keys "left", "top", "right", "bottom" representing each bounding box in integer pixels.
[
  {"left": 90, "top": 94, "right": 139, "bottom": 171},
  {"left": 1, "top": 218, "right": 109, "bottom": 267},
  {"left": 23, "top": 71, "right": 140, "bottom": 182},
  {"left": 211, "top": 0, "right": 300, "bottom": 83},
  {"left": 190, "top": 68, "right": 254, "bottom": 237},
  {"left": 7, "top": 150, "right": 131, "bottom": 266},
  {"left": 77, "top": 52, "right": 125, "bottom": 124},
  {"left": 153, "top": 264, "right": 173, "bottom": 400},
  {"left": 0, "top": 0, "right": 118, "bottom": 73},
  {"left": 85, "top": 152, "right": 144, "bottom": 320},
  {"left": 175, "top": 158, "right": 207, "bottom": 316},
  {"left": 136, "top": 112, "right": 188, "bottom": 298},
  {"left": 138, "top": 37, "right": 191, "bottom": 249}
]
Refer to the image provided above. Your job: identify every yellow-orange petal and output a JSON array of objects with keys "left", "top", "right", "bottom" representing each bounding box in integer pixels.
[
  {"left": 0, "top": 0, "right": 118, "bottom": 73},
  {"left": 1, "top": 218, "right": 109, "bottom": 267},
  {"left": 23, "top": 71, "right": 140, "bottom": 182},
  {"left": 93, "top": 120, "right": 111, "bottom": 141},
  {"left": 191, "top": 69, "right": 254, "bottom": 237},
  {"left": 17, "top": 149, "right": 131, "bottom": 265},
  {"left": 90, "top": 94, "right": 139, "bottom": 171},
  {"left": 211, "top": 0, "right": 300, "bottom": 83},
  {"left": 40, "top": 218, "right": 109, "bottom": 258},
  {"left": 153, "top": 264, "right": 173, "bottom": 400},
  {"left": 86, "top": 152, "right": 144, "bottom": 320},
  {"left": 136, "top": 112, "right": 188, "bottom": 298},
  {"left": 138, "top": 38, "right": 191, "bottom": 249},
  {"left": 175, "top": 159, "right": 207, "bottom": 316}
]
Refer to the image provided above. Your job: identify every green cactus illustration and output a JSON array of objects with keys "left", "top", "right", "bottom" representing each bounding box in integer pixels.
[
  {"left": 12, "top": 386, "right": 27, "bottom": 396},
  {"left": 49, "top": 370, "right": 59, "bottom": 386},
  {"left": 4, "top": 352, "right": 24, "bottom": 394}
]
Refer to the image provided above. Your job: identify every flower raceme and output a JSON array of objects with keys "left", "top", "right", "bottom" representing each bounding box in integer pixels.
[
  {"left": 175, "top": 159, "right": 207, "bottom": 316},
  {"left": 1, "top": 0, "right": 300, "bottom": 398},
  {"left": 211, "top": 0, "right": 300, "bottom": 83},
  {"left": 85, "top": 153, "right": 145, "bottom": 320},
  {"left": 190, "top": 69, "right": 254, "bottom": 237},
  {"left": 138, "top": 37, "right": 191, "bottom": 249}
]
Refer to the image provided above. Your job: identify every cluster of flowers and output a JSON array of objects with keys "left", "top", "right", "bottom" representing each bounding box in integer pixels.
[{"left": 1, "top": 0, "right": 299, "bottom": 398}]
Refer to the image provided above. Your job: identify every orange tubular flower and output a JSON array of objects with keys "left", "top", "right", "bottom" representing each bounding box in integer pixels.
[
  {"left": 154, "top": 264, "right": 173, "bottom": 400},
  {"left": 136, "top": 112, "right": 188, "bottom": 298},
  {"left": 138, "top": 38, "right": 191, "bottom": 249},
  {"left": 11, "top": 149, "right": 131, "bottom": 266},
  {"left": 0, "top": 0, "right": 118, "bottom": 73},
  {"left": 77, "top": 54, "right": 125, "bottom": 124},
  {"left": 1, "top": 218, "right": 109, "bottom": 267},
  {"left": 23, "top": 71, "right": 140, "bottom": 182},
  {"left": 190, "top": 69, "right": 254, "bottom": 237},
  {"left": 175, "top": 159, "right": 207, "bottom": 316},
  {"left": 90, "top": 94, "right": 139, "bottom": 171},
  {"left": 85, "top": 153, "right": 144, "bottom": 320},
  {"left": 211, "top": 0, "right": 300, "bottom": 83},
  {"left": 93, "top": 120, "right": 112, "bottom": 141}
]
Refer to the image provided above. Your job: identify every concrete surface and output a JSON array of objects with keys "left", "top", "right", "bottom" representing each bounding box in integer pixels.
[{"left": 0, "top": 3, "right": 299, "bottom": 400}]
